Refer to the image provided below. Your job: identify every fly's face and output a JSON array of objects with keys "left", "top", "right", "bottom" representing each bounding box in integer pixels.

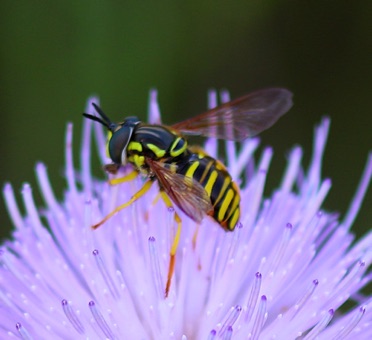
[
  {"left": 82, "top": 104, "right": 141, "bottom": 168},
  {"left": 108, "top": 116, "right": 140, "bottom": 165}
]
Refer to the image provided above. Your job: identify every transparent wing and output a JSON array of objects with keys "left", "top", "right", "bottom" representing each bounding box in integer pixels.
[
  {"left": 147, "top": 158, "right": 213, "bottom": 223},
  {"left": 171, "top": 88, "right": 293, "bottom": 141}
]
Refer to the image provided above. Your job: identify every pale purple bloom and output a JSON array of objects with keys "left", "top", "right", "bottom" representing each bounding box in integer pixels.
[{"left": 1, "top": 91, "right": 372, "bottom": 339}]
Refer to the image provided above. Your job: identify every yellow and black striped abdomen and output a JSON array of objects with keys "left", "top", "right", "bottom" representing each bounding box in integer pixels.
[{"left": 177, "top": 152, "right": 240, "bottom": 231}]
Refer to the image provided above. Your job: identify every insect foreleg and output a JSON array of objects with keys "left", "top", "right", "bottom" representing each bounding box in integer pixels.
[
  {"left": 92, "top": 180, "right": 154, "bottom": 230},
  {"left": 160, "top": 191, "right": 182, "bottom": 298},
  {"left": 109, "top": 169, "right": 138, "bottom": 185}
]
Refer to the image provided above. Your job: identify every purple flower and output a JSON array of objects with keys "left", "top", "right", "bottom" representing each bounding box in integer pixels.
[{"left": 1, "top": 90, "right": 372, "bottom": 339}]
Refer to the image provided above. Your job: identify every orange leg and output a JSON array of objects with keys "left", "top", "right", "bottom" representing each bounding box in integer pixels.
[
  {"left": 160, "top": 192, "right": 182, "bottom": 298},
  {"left": 92, "top": 180, "right": 154, "bottom": 230}
]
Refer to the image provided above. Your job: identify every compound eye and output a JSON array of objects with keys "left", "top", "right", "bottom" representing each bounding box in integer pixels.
[{"left": 108, "top": 126, "right": 132, "bottom": 164}]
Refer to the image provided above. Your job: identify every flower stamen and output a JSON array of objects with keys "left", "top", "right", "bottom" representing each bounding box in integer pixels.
[
  {"left": 218, "top": 305, "right": 242, "bottom": 336},
  {"left": 15, "top": 322, "right": 32, "bottom": 340},
  {"left": 245, "top": 272, "right": 262, "bottom": 323},
  {"left": 222, "top": 325, "right": 233, "bottom": 340},
  {"left": 208, "top": 329, "right": 217, "bottom": 339},
  {"left": 61, "top": 299, "right": 85, "bottom": 334},
  {"left": 88, "top": 300, "right": 115, "bottom": 339},
  {"left": 249, "top": 295, "right": 267, "bottom": 340},
  {"left": 303, "top": 309, "right": 334, "bottom": 340},
  {"left": 3, "top": 183, "right": 24, "bottom": 230},
  {"left": 342, "top": 152, "right": 372, "bottom": 231},
  {"left": 92, "top": 249, "right": 119, "bottom": 299},
  {"left": 332, "top": 305, "right": 366, "bottom": 339},
  {"left": 148, "top": 236, "right": 165, "bottom": 300}
]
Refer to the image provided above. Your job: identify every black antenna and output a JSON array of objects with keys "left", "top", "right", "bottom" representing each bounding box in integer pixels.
[{"left": 83, "top": 103, "right": 115, "bottom": 130}]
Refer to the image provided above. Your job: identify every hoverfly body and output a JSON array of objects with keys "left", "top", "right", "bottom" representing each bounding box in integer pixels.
[{"left": 83, "top": 88, "right": 293, "bottom": 297}]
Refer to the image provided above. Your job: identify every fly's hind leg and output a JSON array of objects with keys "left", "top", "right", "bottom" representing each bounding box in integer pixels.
[
  {"left": 160, "top": 192, "right": 182, "bottom": 298},
  {"left": 92, "top": 180, "right": 154, "bottom": 230}
]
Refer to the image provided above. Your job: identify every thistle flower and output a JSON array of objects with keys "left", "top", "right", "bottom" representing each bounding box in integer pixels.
[{"left": 1, "top": 91, "right": 372, "bottom": 340}]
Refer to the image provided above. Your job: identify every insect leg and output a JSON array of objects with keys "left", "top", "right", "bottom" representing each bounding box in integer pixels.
[
  {"left": 192, "top": 223, "right": 200, "bottom": 251},
  {"left": 109, "top": 169, "right": 138, "bottom": 185},
  {"left": 92, "top": 180, "right": 154, "bottom": 230},
  {"left": 160, "top": 191, "right": 182, "bottom": 298}
]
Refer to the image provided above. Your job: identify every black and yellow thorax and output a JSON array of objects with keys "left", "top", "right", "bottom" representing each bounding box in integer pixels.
[{"left": 127, "top": 124, "right": 188, "bottom": 170}]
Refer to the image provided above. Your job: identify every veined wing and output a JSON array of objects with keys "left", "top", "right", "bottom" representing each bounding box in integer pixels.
[
  {"left": 146, "top": 158, "right": 213, "bottom": 223},
  {"left": 171, "top": 88, "right": 293, "bottom": 141}
]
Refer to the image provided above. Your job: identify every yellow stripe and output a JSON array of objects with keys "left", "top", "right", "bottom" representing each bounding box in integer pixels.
[
  {"left": 226, "top": 191, "right": 240, "bottom": 220},
  {"left": 228, "top": 207, "right": 240, "bottom": 230},
  {"left": 170, "top": 137, "right": 187, "bottom": 157},
  {"left": 215, "top": 159, "right": 228, "bottom": 172},
  {"left": 188, "top": 145, "right": 208, "bottom": 157},
  {"left": 214, "top": 176, "right": 231, "bottom": 206},
  {"left": 198, "top": 159, "right": 214, "bottom": 184},
  {"left": 185, "top": 161, "right": 199, "bottom": 178},
  {"left": 205, "top": 170, "right": 218, "bottom": 197},
  {"left": 147, "top": 143, "right": 166, "bottom": 158},
  {"left": 128, "top": 141, "right": 143, "bottom": 152},
  {"left": 218, "top": 188, "right": 234, "bottom": 221},
  {"left": 232, "top": 181, "right": 240, "bottom": 195}
]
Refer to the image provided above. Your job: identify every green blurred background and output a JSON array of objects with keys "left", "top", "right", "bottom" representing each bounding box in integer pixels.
[{"left": 1, "top": 1, "right": 371, "bottom": 241}]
